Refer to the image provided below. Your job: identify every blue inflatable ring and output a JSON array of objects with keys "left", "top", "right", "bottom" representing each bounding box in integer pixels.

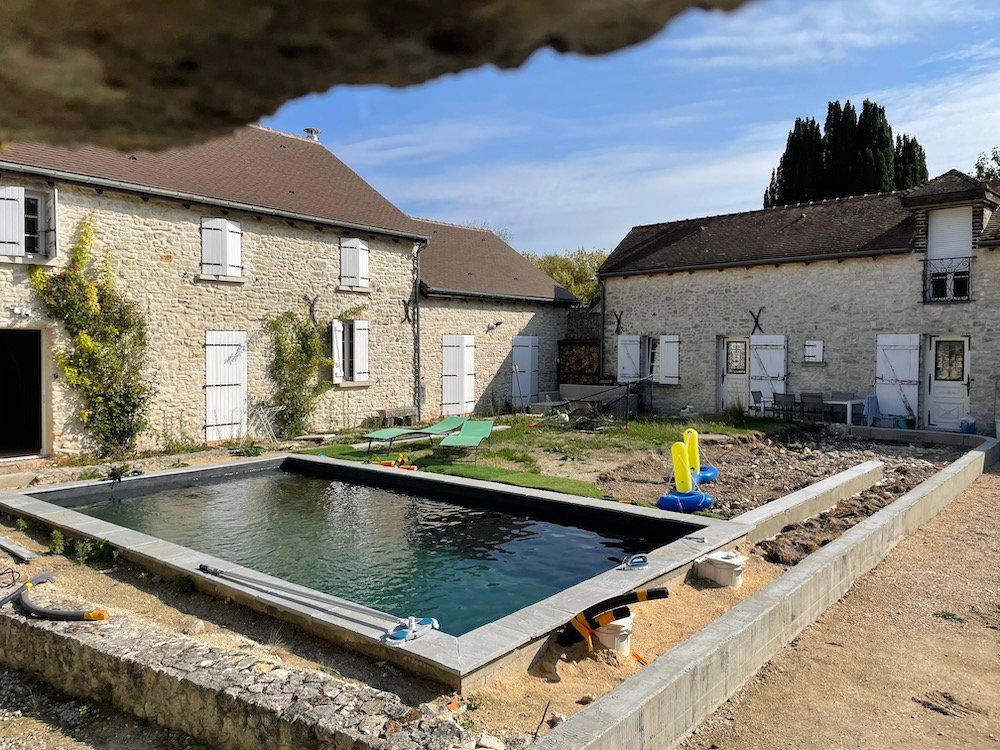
[
  {"left": 656, "top": 490, "right": 714, "bottom": 513},
  {"left": 694, "top": 465, "right": 719, "bottom": 484}
]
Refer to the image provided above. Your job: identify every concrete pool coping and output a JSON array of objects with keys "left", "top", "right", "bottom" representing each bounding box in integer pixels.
[{"left": 0, "top": 453, "right": 751, "bottom": 690}]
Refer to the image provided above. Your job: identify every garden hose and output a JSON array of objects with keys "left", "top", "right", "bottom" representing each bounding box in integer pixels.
[{"left": 0, "top": 573, "right": 107, "bottom": 621}]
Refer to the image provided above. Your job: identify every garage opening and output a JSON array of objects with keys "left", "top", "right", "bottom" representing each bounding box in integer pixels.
[{"left": 0, "top": 330, "right": 43, "bottom": 457}]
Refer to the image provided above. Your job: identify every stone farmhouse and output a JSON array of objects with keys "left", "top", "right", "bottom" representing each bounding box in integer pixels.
[
  {"left": 600, "top": 170, "right": 1000, "bottom": 433},
  {"left": 0, "top": 126, "right": 572, "bottom": 457}
]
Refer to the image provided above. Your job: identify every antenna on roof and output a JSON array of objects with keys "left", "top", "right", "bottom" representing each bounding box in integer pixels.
[{"left": 303, "top": 127, "right": 321, "bottom": 142}]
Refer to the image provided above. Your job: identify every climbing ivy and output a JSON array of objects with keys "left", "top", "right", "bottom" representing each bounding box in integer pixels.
[
  {"left": 29, "top": 217, "right": 155, "bottom": 457},
  {"left": 267, "top": 310, "right": 332, "bottom": 438}
]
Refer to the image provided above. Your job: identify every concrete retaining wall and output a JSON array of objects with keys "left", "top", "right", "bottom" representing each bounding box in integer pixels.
[
  {"left": 533, "top": 438, "right": 999, "bottom": 750},
  {"left": 735, "top": 460, "right": 884, "bottom": 543}
]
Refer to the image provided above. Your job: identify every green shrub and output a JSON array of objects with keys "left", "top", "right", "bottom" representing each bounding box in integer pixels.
[
  {"left": 48, "top": 529, "right": 66, "bottom": 555},
  {"left": 267, "top": 311, "right": 332, "bottom": 438},
  {"left": 29, "top": 217, "right": 155, "bottom": 457},
  {"left": 172, "top": 574, "right": 195, "bottom": 595},
  {"left": 14, "top": 518, "right": 29, "bottom": 533}
]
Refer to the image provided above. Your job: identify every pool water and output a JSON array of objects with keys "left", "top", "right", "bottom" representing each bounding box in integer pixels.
[{"left": 81, "top": 472, "right": 670, "bottom": 635}]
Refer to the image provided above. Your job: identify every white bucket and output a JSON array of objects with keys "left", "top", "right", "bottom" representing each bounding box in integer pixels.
[
  {"left": 594, "top": 614, "right": 634, "bottom": 656},
  {"left": 695, "top": 550, "right": 749, "bottom": 588}
]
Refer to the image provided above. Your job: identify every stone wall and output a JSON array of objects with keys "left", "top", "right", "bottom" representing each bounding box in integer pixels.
[
  {"left": 419, "top": 298, "right": 568, "bottom": 417},
  {"left": 0, "top": 177, "right": 419, "bottom": 453},
  {"left": 602, "top": 248, "right": 1000, "bottom": 428}
]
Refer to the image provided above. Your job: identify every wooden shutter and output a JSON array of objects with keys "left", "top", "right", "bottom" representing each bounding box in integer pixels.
[
  {"left": 875, "top": 333, "right": 919, "bottom": 418},
  {"left": 512, "top": 335, "right": 539, "bottom": 406},
  {"left": 224, "top": 220, "right": 242, "bottom": 276},
  {"left": 352, "top": 320, "right": 370, "bottom": 381},
  {"left": 442, "top": 335, "right": 475, "bottom": 414},
  {"left": 461, "top": 336, "right": 476, "bottom": 413},
  {"left": 332, "top": 320, "right": 345, "bottom": 384},
  {"left": 0, "top": 186, "right": 25, "bottom": 257},
  {"left": 205, "top": 330, "right": 248, "bottom": 442},
  {"left": 340, "top": 238, "right": 369, "bottom": 287},
  {"left": 749, "top": 334, "right": 787, "bottom": 403},
  {"left": 44, "top": 187, "right": 58, "bottom": 257},
  {"left": 658, "top": 335, "right": 680, "bottom": 385},
  {"left": 803, "top": 340, "right": 824, "bottom": 363},
  {"left": 617, "top": 335, "right": 641, "bottom": 382},
  {"left": 200, "top": 218, "right": 227, "bottom": 274}
]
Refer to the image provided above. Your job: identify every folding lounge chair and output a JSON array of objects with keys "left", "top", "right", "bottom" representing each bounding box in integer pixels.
[
  {"left": 363, "top": 416, "right": 468, "bottom": 456},
  {"left": 438, "top": 420, "right": 494, "bottom": 462}
]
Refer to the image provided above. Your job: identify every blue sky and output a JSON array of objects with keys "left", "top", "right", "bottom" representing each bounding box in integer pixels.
[{"left": 263, "top": 0, "right": 1000, "bottom": 253}]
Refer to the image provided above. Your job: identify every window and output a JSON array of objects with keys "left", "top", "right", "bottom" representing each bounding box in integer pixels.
[
  {"left": 726, "top": 340, "right": 747, "bottom": 374},
  {"left": 924, "top": 258, "right": 971, "bottom": 302},
  {"left": 934, "top": 340, "right": 965, "bottom": 381},
  {"left": 803, "top": 339, "right": 824, "bottom": 363},
  {"left": 333, "top": 319, "right": 370, "bottom": 384},
  {"left": 200, "top": 218, "right": 243, "bottom": 276},
  {"left": 643, "top": 336, "right": 659, "bottom": 380},
  {"left": 340, "top": 238, "right": 370, "bottom": 288},
  {"left": 0, "top": 185, "right": 57, "bottom": 259}
]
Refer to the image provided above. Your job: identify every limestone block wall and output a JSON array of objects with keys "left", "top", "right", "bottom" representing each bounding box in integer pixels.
[
  {"left": 602, "top": 249, "right": 1000, "bottom": 428},
  {"left": 419, "top": 297, "right": 569, "bottom": 417},
  {"left": 0, "top": 177, "right": 418, "bottom": 453}
]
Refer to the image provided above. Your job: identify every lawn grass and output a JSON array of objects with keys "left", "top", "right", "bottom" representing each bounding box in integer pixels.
[{"left": 298, "top": 414, "right": 777, "bottom": 500}]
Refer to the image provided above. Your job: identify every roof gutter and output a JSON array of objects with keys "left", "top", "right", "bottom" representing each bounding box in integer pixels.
[
  {"left": 598, "top": 246, "right": 912, "bottom": 279},
  {"left": 413, "top": 240, "right": 427, "bottom": 421},
  {"left": 0, "top": 161, "right": 430, "bottom": 243},
  {"left": 421, "top": 286, "right": 575, "bottom": 305}
]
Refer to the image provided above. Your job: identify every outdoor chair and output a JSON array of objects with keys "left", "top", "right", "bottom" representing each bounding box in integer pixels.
[
  {"left": 363, "top": 415, "right": 468, "bottom": 456},
  {"left": 800, "top": 392, "right": 826, "bottom": 423},
  {"left": 773, "top": 392, "right": 799, "bottom": 422},
  {"left": 750, "top": 390, "right": 772, "bottom": 417},
  {"left": 438, "top": 419, "right": 494, "bottom": 462}
]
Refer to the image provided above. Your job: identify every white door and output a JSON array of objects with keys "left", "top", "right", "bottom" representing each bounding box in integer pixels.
[
  {"left": 721, "top": 337, "right": 750, "bottom": 410},
  {"left": 205, "top": 330, "right": 248, "bottom": 441},
  {"left": 749, "top": 334, "right": 787, "bottom": 405},
  {"left": 874, "top": 333, "right": 919, "bottom": 421},
  {"left": 512, "top": 335, "right": 539, "bottom": 407},
  {"left": 442, "top": 335, "right": 475, "bottom": 415},
  {"left": 925, "top": 336, "right": 970, "bottom": 431}
]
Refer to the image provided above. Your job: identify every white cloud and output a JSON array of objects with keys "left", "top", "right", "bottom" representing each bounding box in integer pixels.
[
  {"left": 336, "top": 120, "right": 524, "bottom": 167},
  {"left": 657, "top": 0, "right": 984, "bottom": 69}
]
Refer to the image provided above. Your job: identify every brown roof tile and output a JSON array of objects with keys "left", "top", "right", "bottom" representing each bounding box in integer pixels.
[
  {"left": 413, "top": 218, "right": 575, "bottom": 303},
  {"left": 601, "top": 191, "right": 915, "bottom": 276},
  {"left": 900, "top": 169, "right": 999, "bottom": 209},
  {"left": 0, "top": 126, "right": 423, "bottom": 238}
]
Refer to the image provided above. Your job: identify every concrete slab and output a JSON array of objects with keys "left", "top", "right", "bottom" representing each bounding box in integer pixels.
[{"left": 0, "top": 472, "right": 37, "bottom": 490}]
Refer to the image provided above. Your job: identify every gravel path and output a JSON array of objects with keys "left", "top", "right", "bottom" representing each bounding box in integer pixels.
[{"left": 681, "top": 468, "right": 1000, "bottom": 750}]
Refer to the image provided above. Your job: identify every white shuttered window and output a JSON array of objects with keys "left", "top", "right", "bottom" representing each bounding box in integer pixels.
[
  {"left": 332, "top": 320, "right": 345, "bottom": 384},
  {"left": 0, "top": 186, "right": 26, "bottom": 257},
  {"left": 352, "top": 320, "right": 370, "bottom": 381},
  {"left": 657, "top": 335, "right": 680, "bottom": 385},
  {"left": 617, "top": 335, "right": 641, "bottom": 383},
  {"left": 340, "top": 238, "right": 370, "bottom": 287},
  {"left": 332, "top": 319, "right": 370, "bottom": 383},
  {"left": 201, "top": 218, "right": 243, "bottom": 276}
]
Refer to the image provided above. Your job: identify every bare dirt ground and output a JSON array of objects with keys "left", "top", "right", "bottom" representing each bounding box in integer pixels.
[
  {"left": 681, "top": 469, "right": 1000, "bottom": 750},
  {"left": 598, "top": 429, "right": 958, "bottom": 515}
]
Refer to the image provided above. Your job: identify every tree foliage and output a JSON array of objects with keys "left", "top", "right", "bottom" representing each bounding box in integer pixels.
[
  {"left": 974, "top": 147, "right": 1000, "bottom": 180},
  {"left": 764, "top": 99, "right": 928, "bottom": 207},
  {"left": 267, "top": 310, "right": 332, "bottom": 438},
  {"left": 522, "top": 248, "right": 607, "bottom": 307},
  {"left": 29, "top": 217, "right": 155, "bottom": 457}
]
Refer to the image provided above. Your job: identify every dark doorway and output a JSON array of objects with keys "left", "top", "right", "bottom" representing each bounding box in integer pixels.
[{"left": 0, "top": 330, "right": 42, "bottom": 457}]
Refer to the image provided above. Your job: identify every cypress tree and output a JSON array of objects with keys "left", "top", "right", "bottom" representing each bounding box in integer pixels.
[
  {"left": 769, "top": 117, "right": 823, "bottom": 205},
  {"left": 894, "top": 134, "right": 928, "bottom": 190},
  {"left": 856, "top": 99, "right": 895, "bottom": 193}
]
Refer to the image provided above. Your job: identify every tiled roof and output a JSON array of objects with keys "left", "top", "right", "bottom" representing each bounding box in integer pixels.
[
  {"left": 900, "top": 169, "right": 1000, "bottom": 209},
  {"left": 412, "top": 218, "right": 575, "bottom": 303},
  {"left": 0, "top": 126, "right": 422, "bottom": 238},
  {"left": 600, "top": 191, "right": 915, "bottom": 276}
]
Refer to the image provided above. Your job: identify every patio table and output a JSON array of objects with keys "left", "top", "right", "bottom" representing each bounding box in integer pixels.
[{"left": 824, "top": 395, "right": 862, "bottom": 426}]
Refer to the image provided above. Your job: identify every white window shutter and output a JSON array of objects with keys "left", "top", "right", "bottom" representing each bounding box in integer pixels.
[
  {"left": 658, "top": 335, "right": 680, "bottom": 385},
  {"left": 44, "top": 187, "right": 58, "bottom": 257},
  {"left": 332, "top": 320, "right": 345, "bottom": 384},
  {"left": 224, "top": 220, "right": 242, "bottom": 276},
  {"left": 803, "top": 340, "right": 824, "bottom": 363},
  {"left": 617, "top": 335, "right": 641, "bottom": 382},
  {"left": 201, "top": 218, "right": 227, "bottom": 274},
  {"left": 341, "top": 238, "right": 368, "bottom": 287},
  {"left": 352, "top": 320, "right": 370, "bottom": 382},
  {"left": 0, "top": 186, "right": 26, "bottom": 257}
]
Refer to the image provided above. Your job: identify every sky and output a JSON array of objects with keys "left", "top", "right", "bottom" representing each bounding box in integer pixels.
[{"left": 263, "top": 0, "right": 1000, "bottom": 254}]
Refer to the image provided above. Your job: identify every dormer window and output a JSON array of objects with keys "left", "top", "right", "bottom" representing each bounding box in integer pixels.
[{"left": 923, "top": 206, "right": 973, "bottom": 302}]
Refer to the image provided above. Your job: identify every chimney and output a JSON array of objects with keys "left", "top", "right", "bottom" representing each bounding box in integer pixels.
[{"left": 303, "top": 127, "right": 321, "bottom": 142}]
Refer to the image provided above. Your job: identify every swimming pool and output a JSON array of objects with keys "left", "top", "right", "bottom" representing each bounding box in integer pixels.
[{"left": 79, "top": 470, "right": 666, "bottom": 635}]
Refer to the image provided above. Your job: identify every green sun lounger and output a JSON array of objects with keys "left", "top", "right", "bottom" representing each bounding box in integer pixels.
[
  {"left": 438, "top": 419, "right": 494, "bottom": 462},
  {"left": 363, "top": 416, "right": 468, "bottom": 455}
]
